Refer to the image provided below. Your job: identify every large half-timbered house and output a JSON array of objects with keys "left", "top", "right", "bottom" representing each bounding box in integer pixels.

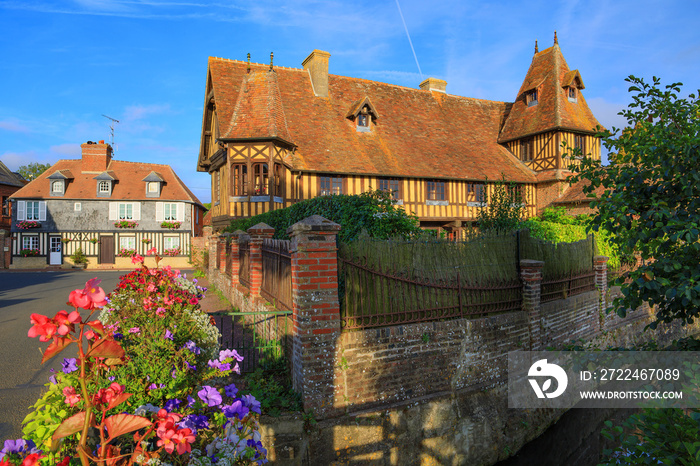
[
  {"left": 10, "top": 141, "right": 206, "bottom": 269},
  {"left": 197, "top": 36, "right": 601, "bottom": 236}
]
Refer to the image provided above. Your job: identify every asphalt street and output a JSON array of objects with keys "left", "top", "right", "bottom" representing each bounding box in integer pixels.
[{"left": 0, "top": 270, "right": 124, "bottom": 442}]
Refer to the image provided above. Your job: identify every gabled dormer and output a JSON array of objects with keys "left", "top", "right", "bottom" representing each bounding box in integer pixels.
[
  {"left": 346, "top": 97, "right": 379, "bottom": 133},
  {"left": 94, "top": 171, "right": 117, "bottom": 197},
  {"left": 47, "top": 170, "right": 73, "bottom": 197},
  {"left": 142, "top": 171, "right": 165, "bottom": 197},
  {"left": 562, "top": 70, "right": 585, "bottom": 103}
]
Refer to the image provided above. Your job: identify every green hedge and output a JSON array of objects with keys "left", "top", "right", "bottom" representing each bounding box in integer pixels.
[{"left": 225, "top": 190, "right": 422, "bottom": 243}]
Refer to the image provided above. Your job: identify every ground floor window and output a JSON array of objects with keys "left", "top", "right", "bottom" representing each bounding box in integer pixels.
[
  {"left": 320, "top": 176, "right": 343, "bottom": 195},
  {"left": 22, "top": 235, "right": 39, "bottom": 251},
  {"left": 164, "top": 236, "right": 180, "bottom": 250},
  {"left": 119, "top": 236, "right": 135, "bottom": 250}
]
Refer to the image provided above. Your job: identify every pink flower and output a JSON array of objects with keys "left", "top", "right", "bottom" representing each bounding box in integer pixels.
[
  {"left": 27, "top": 314, "right": 57, "bottom": 342},
  {"left": 156, "top": 307, "right": 166, "bottom": 317},
  {"left": 172, "top": 428, "right": 195, "bottom": 455},
  {"left": 63, "top": 386, "right": 81, "bottom": 407},
  {"left": 128, "top": 327, "right": 140, "bottom": 334},
  {"left": 147, "top": 247, "right": 157, "bottom": 256},
  {"left": 69, "top": 278, "right": 107, "bottom": 310},
  {"left": 147, "top": 283, "right": 157, "bottom": 293},
  {"left": 131, "top": 254, "right": 144, "bottom": 264},
  {"left": 53, "top": 310, "right": 81, "bottom": 336}
]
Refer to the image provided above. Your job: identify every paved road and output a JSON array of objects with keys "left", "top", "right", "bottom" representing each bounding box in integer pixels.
[{"left": 0, "top": 270, "right": 124, "bottom": 442}]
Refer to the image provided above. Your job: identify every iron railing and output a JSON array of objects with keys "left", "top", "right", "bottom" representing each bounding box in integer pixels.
[
  {"left": 540, "top": 271, "right": 596, "bottom": 303},
  {"left": 339, "top": 257, "right": 522, "bottom": 330},
  {"left": 261, "top": 239, "right": 292, "bottom": 311}
]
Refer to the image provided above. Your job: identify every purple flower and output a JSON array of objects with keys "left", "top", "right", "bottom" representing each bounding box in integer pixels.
[
  {"left": 164, "top": 329, "right": 173, "bottom": 340},
  {"left": 221, "top": 400, "right": 249, "bottom": 419},
  {"left": 113, "top": 332, "right": 123, "bottom": 340},
  {"left": 164, "top": 399, "right": 182, "bottom": 412},
  {"left": 186, "top": 362, "right": 197, "bottom": 371},
  {"left": 61, "top": 358, "right": 78, "bottom": 374},
  {"left": 49, "top": 374, "right": 57, "bottom": 385},
  {"left": 224, "top": 383, "right": 238, "bottom": 398},
  {"left": 184, "top": 340, "right": 201, "bottom": 355},
  {"left": 219, "top": 349, "right": 244, "bottom": 362},
  {"left": 197, "top": 385, "right": 222, "bottom": 407},
  {"left": 242, "top": 394, "right": 262, "bottom": 414},
  {"left": 108, "top": 376, "right": 116, "bottom": 381},
  {"left": 178, "top": 414, "right": 209, "bottom": 433},
  {"left": 186, "top": 395, "right": 196, "bottom": 408},
  {"left": 1, "top": 439, "right": 38, "bottom": 458}
]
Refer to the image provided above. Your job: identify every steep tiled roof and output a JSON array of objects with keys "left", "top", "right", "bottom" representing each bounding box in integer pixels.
[
  {"left": 0, "top": 160, "right": 26, "bottom": 187},
  {"left": 206, "top": 57, "right": 536, "bottom": 183},
  {"left": 11, "top": 159, "right": 203, "bottom": 205},
  {"left": 499, "top": 44, "right": 602, "bottom": 143}
]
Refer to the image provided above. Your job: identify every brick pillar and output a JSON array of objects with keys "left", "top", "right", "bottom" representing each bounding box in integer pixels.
[
  {"left": 228, "top": 230, "right": 247, "bottom": 287},
  {"left": 217, "top": 234, "right": 228, "bottom": 272},
  {"left": 594, "top": 255, "right": 609, "bottom": 325},
  {"left": 208, "top": 233, "right": 219, "bottom": 276},
  {"left": 247, "top": 223, "right": 275, "bottom": 296},
  {"left": 521, "top": 260, "right": 544, "bottom": 351},
  {"left": 287, "top": 215, "right": 341, "bottom": 418}
]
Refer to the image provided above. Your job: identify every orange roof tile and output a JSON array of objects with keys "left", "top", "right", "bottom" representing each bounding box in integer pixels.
[
  {"left": 499, "top": 44, "right": 602, "bottom": 143},
  {"left": 205, "top": 57, "right": 536, "bottom": 183},
  {"left": 11, "top": 159, "right": 203, "bottom": 205}
]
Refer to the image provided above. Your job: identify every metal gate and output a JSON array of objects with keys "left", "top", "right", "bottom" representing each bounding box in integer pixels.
[{"left": 210, "top": 310, "right": 291, "bottom": 373}]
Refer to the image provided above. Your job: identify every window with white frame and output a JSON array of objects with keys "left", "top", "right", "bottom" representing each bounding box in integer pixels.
[
  {"left": 163, "top": 203, "right": 178, "bottom": 221},
  {"left": 26, "top": 201, "right": 41, "bottom": 220},
  {"left": 148, "top": 182, "right": 159, "bottom": 193},
  {"left": 52, "top": 180, "right": 64, "bottom": 193},
  {"left": 118, "top": 203, "right": 133, "bottom": 220},
  {"left": 164, "top": 236, "right": 180, "bottom": 250},
  {"left": 99, "top": 181, "right": 111, "bottom": 194},
  {"left": 119, "top": 236, "right": 135, "bottom": 250},
  {"left": 22, "top": 236, "right": 39, "bottom": 250}
]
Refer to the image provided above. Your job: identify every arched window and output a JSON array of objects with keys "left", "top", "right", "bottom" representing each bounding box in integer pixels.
[
  {"left": 231, "top": 164, "right": 248, "bottom": 196},
  {"left": 253, "top": 163, "right": 269, "bottom": 195}
]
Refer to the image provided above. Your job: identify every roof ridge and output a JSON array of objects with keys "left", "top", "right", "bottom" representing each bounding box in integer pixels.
[
  {"left": 210, "top": 56, "right": 304, "bottom": 71},
  {"left": 553, "top": 44, "right": 562, "bottom": 129}
]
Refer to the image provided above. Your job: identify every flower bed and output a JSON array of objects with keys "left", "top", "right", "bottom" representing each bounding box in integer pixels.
[
  {"left": 114, "top": 220, "right": 138, "bottom": 229},
  {"left": 3, "top": 258, "right": 267, "bottom": 465},
  {"left": 16, "top": 221, "right": 40, "bottom": 229},
  {"left": 19, "top": 249, "right": 40, "bottom": 257},
  {"left": 161, "top": 221, "right": 182, "bottom": 230}
]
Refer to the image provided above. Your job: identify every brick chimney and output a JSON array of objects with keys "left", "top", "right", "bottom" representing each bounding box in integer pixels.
[
  {"left": 302, "top": 50, "right": 331, "bottom": 98},
  {"left": 419, "top": 77, "right": 447, "bottom": 93},
  {"left": 80, "top": 140, "right": 113, "bottom": 173}
]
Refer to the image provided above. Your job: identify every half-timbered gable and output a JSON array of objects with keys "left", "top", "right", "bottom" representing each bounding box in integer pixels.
[{"left": 198, "top": 36, "right": 603, "bottom": 233}]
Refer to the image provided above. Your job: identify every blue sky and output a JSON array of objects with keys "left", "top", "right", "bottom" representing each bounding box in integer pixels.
[{"left": 1, "top": 0, "right": 699, "bottom": 203}]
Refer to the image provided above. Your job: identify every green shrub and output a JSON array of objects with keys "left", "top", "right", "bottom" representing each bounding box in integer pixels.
[{"left": 226, "top": 190, "right": 422, "bottom": 242}]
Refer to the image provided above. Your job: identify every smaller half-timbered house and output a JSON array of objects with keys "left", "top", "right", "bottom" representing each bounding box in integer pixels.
[{"left": 10, "top": 141, "right": 206, "bottom": 269}]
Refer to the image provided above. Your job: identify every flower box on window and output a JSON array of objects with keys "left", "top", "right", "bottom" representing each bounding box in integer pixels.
[
  {"left": 162, "top": 247, "right": 181, "bottom": 256},
  {"left": 117, "top": 248, "right": 137, "bottom": 257},
  {"left": 16, "top": 221, "right": 40, "bottom": 229},
  {"left": 142, "top": 238, "right": 152, "bottom": 244},
  {"left": 61, "top": 238, "right": 71, "bottom": 244},
  {"left": 160, "top": 221, "right": 182, "bottom": 230},
  {"left": 20, "top": 248, "right": 40, "bottom": 257},
  {"left": 89, "top": 238, "right": 99, "bottom": 244},
  {"left": 114, "top": 220, "right": 138, "bottom": 229}
]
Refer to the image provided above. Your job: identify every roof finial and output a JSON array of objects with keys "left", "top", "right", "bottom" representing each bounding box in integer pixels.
[
  {"left": 246, "top": 53, "right": 250, "bottom": 73},
  {"left": 554, "top": 31, "right": 558, "bottom": 45},
  {"left": 269, "top": 52, "right": 274, "bottom": 72},
  {"left": 534, "top": 40, "right": 539, "bottom": 54}
]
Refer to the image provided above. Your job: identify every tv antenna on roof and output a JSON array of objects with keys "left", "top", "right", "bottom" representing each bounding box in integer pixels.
[{"left": 102, "top": 114, "right": 120, "bottom": 148}]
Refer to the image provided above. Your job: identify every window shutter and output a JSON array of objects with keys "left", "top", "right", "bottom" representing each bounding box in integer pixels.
[
  {"left": 39, "top": 202, "right": 46, "bottom": 221},
  {"left": 177, "top": 203, "right": 185, "bottom": 222},
  {"left": 109, "top": 203, "right": 117, "bottom": 221},
  {"left": 17, "top": 201, "right": 25, "bottom": 221},
  {"left": 133, "top": 202, "right": 141, "bottom": 221},
  {"left": 155, "top": 202, "right": 163, "bottom": 222}
]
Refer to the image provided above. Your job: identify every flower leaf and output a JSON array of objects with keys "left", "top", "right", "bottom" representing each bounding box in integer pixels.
[
  {"left": 41, "top": 337, "right": 72, "bottom": 364},
  {"left": 87, "top": 338, "right": 125, "bottom": 359},
  {"left": 104, "top": 414, "right": 152, "bottom": 441},
  {"left": 52, "top": 411, "right": 93, "bottom": 440}
]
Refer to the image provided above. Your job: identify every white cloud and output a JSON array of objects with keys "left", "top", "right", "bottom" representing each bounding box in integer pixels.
[
  {"left": 123, "top": 104, "right": 172, "bottom": 121},
  {"left": 0, "top": 119, "right": 30, "bottom": 133},
  {"left": 0, "top": 151, "right": 57, "bottom": 171},
  {"left": 50, "top": 143, "right": 81, "bottom": 157}
]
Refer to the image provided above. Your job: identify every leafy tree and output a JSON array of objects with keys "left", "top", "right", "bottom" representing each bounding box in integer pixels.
[
  {"left": 18, "top": 162, "right": 51, "bottom": 181},
  {"left": 226, "top": 189, "right": 421, "bottom": 243},
  {"left": 476, "top": 175, "right": 525, "bottom": 232},
  {"left": 570, "top": 76, "right": 700, "bottom": 327}
]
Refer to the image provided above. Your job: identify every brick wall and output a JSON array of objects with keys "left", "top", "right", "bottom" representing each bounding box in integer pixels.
[{"left": 206, "top": 217, "right": 700, "bottom": 421}]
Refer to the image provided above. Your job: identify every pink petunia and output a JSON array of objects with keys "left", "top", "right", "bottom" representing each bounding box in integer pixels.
[{"left": 27, "top": 314, "right": 57, "bottom": 342}]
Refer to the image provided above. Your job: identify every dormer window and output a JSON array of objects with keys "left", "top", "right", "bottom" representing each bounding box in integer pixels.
[
  {"left": 142, "top": 171, "right": 165, "bottom": 198},
  {"left": 346, "top": 97, "right": 378, "bottom": 133},
  {"left": 51, "top": 180, "right": 64, "bottom": 194},
  {"left": 526, "top": 89, "right": 538, "bottom": 107},
  {"left": 568, "top": 87, "right": 577, "bottom": 103},
  {"left": 99, "top": 181, "right": 111, "bottom": 194},
  {"left": 94, "top": 171, "right": 116, "bottom": 197}
]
